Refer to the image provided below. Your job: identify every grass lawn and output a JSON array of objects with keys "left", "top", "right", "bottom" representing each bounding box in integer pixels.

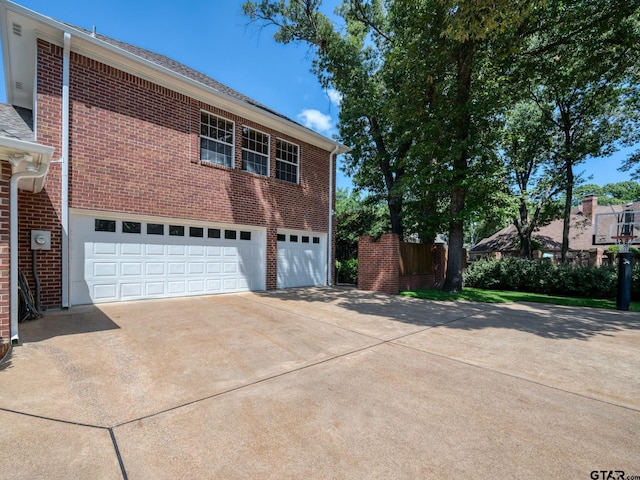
[{"left": 400, "top": 287, "right": 640, "bottom": 312}]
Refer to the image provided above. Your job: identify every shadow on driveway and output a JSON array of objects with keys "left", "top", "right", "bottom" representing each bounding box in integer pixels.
[
  {"left": 260, "top": 286, "right": 640, "bottom": 341},
  {"left": 17, "top": 305, "right": 121, "bottom": 343}
]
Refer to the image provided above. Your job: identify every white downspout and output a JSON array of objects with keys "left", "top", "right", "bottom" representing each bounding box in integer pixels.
[
  {"left": 327, "top": 145, "right": 339, "bottom": 286},
  {"left": 10, "top": 163, "right": 50, "bottom": 341},
  {"left": 61, "top": 32, "right": 71, "bottom": 308}
]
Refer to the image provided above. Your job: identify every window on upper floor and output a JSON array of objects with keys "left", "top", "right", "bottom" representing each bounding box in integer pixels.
[
  {"left": 242, "top": 126, "right": 269, "bottom": 176},
  {"left": 276, "top": 138, "right": 299, "bottom": 184},
  {"left": 200, "top": 111, "right": 234, "bottom": 167}
]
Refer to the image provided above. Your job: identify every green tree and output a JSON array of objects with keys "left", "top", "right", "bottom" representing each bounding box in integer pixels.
[
  {"left": 244, "top": 0, "right": 541, "bottom": 292},
  {"left": 514, "top": 0, "right": 640, "bottom": 262},
  {"left": 501, "top": 101, "right": 564, "bottom": 258},
  {"left": 334, "top": 187, "right": 389, "bottom": 244},
  {"left": 243, "top": 0, "right": 407, "bottom": 237},
  {"left": 384, "top": 0, "right": 540, "bottom": 291},
  {"left": 573, "top": 181, "right": 640, "bottom": 206}
]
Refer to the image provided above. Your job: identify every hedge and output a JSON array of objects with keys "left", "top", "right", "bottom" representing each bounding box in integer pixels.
[{"left": 464, "top": 257, "right": 639, "bottom": 300}]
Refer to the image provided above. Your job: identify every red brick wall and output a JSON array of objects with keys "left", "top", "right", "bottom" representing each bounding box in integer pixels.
[
  {"left": 20, "top": 39, "right": 333, "bottom": 304},
  {"left": 0, "top": 163, "right": 11, "bottom": 342},
  {"left": 18, "top": 40, "right": 64, "bottom": 308},
  {"left": 358, "top": 234, "right": 400, "bottom": 294}
]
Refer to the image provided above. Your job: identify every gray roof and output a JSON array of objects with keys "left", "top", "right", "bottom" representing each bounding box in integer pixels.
[
  {"left": 0, "top": 104, "right": 33, "bottom": 141},
  {"left": 65, "top": 23, "right": 301, "bottom": 127}
]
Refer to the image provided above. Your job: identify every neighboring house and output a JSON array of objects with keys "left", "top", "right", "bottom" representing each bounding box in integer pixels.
[
  {"left": 0, "top": 1, "right": 347, "bottom": 345},
  {"left": 470, "top": 196, "right": 640, "bottom": 263}
]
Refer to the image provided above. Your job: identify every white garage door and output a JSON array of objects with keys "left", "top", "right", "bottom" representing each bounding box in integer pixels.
[
  {"left": 277, "top": 229, "right": 327, "bottom": 288},
  {"left": 70, "top": 212, "right": 266, "bottom": 305}
]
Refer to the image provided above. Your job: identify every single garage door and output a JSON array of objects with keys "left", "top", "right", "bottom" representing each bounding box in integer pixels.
[
  {"left": 277, "top": 229, "right": 327, "bottom": 288},
  {"left": 70, "top": 212, "right": 266, "bottom": 305}
]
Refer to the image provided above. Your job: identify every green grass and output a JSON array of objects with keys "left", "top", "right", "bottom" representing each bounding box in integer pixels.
[{"left": 400, "top": 287, "right": 640, "bottom": 312}]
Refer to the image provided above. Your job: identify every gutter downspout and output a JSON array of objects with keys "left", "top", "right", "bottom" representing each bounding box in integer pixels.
[
  {"left": 61, "top": 32, "right": 71, "bottom": 308},
  {"left": 327, "top": 145, "right": 339, "bottom": 286},
  {"left": 10, "top": 162, "right": 50, "bottom": 342}
]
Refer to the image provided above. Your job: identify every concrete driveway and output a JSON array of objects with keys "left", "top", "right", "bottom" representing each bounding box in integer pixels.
[{"left": 1, "top": 287, "right": 639, "bottom": 479}]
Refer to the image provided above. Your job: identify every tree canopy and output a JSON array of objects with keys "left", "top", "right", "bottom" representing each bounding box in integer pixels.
[{"left": 243, "top": 0, "right": 640, "bottom": 290}]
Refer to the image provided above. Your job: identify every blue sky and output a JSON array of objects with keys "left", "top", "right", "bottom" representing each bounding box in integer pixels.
[{"left": 0, "top": 0, "right": 633, "bottom": 190}]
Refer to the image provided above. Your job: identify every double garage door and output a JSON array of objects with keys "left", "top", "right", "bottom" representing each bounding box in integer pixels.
[
  {"left": 70, "top": 212, "right": 328, "bottom": 305},
  {"left": 70, "top": 212, "right": 266, "bottom": 305}
]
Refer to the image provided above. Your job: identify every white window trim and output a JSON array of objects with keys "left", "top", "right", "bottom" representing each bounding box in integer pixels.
[
  {"left": 200, "top": 110, "right": 235, "bottom": 168},
  {"left": 276, "top": 137, "right": 300, "bottom": 184},
  {"left": 241, "top": 125, "right": 270, "bottom": 177}
]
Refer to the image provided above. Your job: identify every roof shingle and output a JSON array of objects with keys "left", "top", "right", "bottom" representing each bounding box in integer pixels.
[{"left": 0, "top": 104, "right": 34, "bottom": 141}]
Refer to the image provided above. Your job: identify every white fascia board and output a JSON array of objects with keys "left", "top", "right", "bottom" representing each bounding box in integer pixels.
[
  {"left": 0, "top": 135, "right": 54, "bottom": 157},
  {"left": 0, "top": 0, "right": 349, "bottom": 154}
]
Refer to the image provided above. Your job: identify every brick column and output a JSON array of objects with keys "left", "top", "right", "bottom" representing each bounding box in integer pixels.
[
  {"left": 358, "top": 234, "right": 399, "bottom": 294},
  {"left": 266, "top": 224, "right": 278, "bottom": 290}
]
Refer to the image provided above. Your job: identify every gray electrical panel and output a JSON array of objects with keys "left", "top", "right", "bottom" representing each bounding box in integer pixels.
[{"left": 31, "top": 230, "right": 51, "bottom": 250}]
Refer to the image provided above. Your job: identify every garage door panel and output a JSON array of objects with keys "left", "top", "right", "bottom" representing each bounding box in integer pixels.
[
  {"left": 188, "top": 262, "right": 205, "bottom": 274},
  {"left": 224, "top": 278, "right": 238, "bottom": 290},
  {"left": 207, "top": 279, "right": 222, "bottom": 291},
  {"left": 93, "top": 284, "right": 117, "bottom": 301},
  {"left": 168, "top": 281, "right": 186, "bottom": 294},
  {"left": 122, "top": 244, "right": 142, "bottom": 255},
  {"left": 70, "top": 213, "right": 266, "bottom": 305},
  {"left": 146, "top": 244, "right": 164, "bottom": 255},
  {"left": 168, "top": 245, "right": 186, "bottom": 256},
  {"left": 121, "top": 263, "right": 142, "bottom": 276},
  {"left": 93, "top": 243, "right": 117, "bottom": 255},
  {"left": 145, "top": 263, "right": 164, "bottom": 275},
  {"left": 207, "top": 262, "right": 221, "bottom": 273},
  {"left": 94, "top": 262, "right": 117, "bottom": 277},
  {"left": 121, "top": 283, "right": 143, "bottom": 298},
  {"left": 146, "top": 283, "right": 165, "bottom": 296}
]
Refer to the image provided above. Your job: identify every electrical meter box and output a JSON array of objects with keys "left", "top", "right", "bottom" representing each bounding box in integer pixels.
[{"left": 31, "top": 230, "right": 51, "bottom": 250}]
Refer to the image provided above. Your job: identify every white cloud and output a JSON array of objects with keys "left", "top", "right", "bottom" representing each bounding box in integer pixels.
[
  {"left": 327, "top": 88, "right": 343, "bottom": 106},
  {"left": 297, "top": 109, "right": 333, "bottom": 134}
]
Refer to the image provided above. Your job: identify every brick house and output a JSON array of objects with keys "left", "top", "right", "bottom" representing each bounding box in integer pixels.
[
  {"left": 0, "top": 1, "right": 347, "bottom": 345},
  {"left": 470, "top": 195, "right": 640, "bottom": 264}
]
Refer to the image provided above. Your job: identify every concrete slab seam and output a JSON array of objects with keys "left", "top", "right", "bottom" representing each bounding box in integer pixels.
[
  {"left": 109, "top": 428, "right": 129, "bottom": 480},
  {"left": 112, "top": 338, "right": 390, "bottom": 429},
  {"left": 391, "top": 340, "right": 640, "bottom": 415},
  {"left": 0, "top": 406, "right": 128, "bottom": 480},
  {"left": 108, "top": 311, "right": 491, "bottom": 430}
]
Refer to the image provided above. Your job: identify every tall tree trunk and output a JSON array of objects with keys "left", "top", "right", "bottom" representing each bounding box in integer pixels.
[
  {"left": 388, "top": 194, "right": 403, "bottom": 238},
  {"left": 561, "top": 161, "right": 574, "bottom": 262},
  {"left": 443, "top": 191, "right": 466, "bottom": 292},
  {"left": 443, "top": 41, "right": 473, "bottom": 293}
]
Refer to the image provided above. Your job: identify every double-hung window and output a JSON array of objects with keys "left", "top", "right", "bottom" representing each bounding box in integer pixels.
[
  {"left": 276, "top": 139, "right": 299, "bottom": 184},
  {"left": 200, "top": 111, "right": 234, "bottom": 167},
  {"left": 242, "top": 127, "right": 269, "bottom": 176}
]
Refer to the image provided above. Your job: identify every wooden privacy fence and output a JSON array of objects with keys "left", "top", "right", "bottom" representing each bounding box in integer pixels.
[
  {"left": 399, "top": 242, "right": 434, "bottom": 275},
  {"left": 358, "top": 234, "right": 447, "bottom": 294}
]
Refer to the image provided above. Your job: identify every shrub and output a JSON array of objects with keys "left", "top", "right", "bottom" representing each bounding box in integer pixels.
[
  {"left": 464, "top": 257, "right": 626, "bottom": 299},
  {"left": 336, "top": 258, "right": 358, "bottom": 284}
]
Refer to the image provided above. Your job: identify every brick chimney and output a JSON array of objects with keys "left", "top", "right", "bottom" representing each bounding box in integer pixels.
[{"left": 582, "top": 195, "right": 598, "bottom": 223}]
